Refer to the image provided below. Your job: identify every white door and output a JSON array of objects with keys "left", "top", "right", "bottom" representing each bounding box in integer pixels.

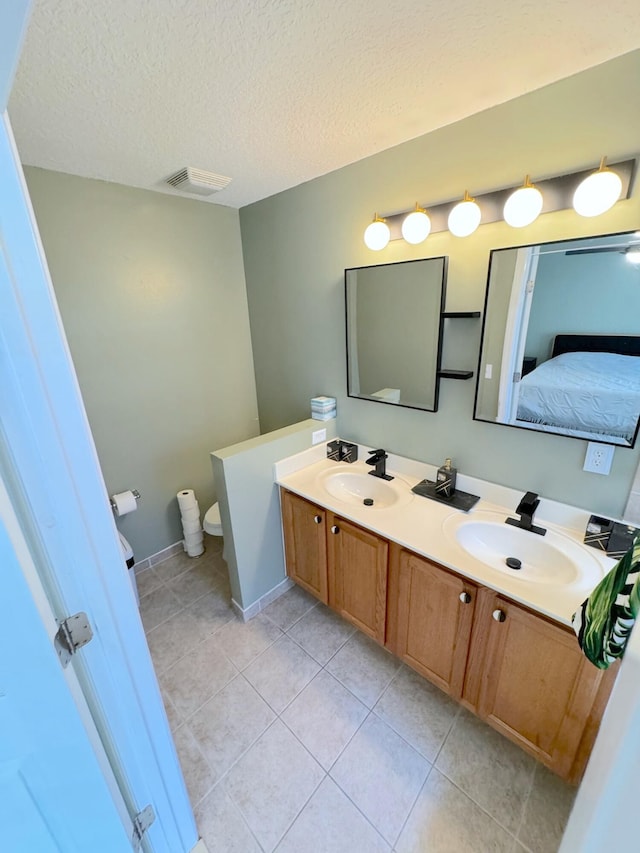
[
  {"left": 497, "top": 246, "right": 540, "bottom": 422},
  {"left": 1, "top": 6, "right": 196, "bottom": 852},
  {"left": 0, "top": 476, "right": 132, "bottom": 852}
]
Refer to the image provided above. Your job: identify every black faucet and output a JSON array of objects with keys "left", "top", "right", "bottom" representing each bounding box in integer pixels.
[
  {"left": 366, "top": 449, "right": 393, "bottom": 481},
  {"left": 506, "top": 491, "right": 546, "bottom": 536}
]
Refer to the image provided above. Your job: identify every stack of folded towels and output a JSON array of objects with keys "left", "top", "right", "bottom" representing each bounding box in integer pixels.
[{"left": 311, "top": 396, "right": 337, "bottom": 421}]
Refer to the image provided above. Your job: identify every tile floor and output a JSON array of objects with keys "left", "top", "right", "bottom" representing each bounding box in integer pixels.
[{"left": 138, "top": 543, "right": 576, "bottom": 852}]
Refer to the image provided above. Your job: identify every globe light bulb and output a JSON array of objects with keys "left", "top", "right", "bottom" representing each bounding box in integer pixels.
[
  {"left": 448, "top": 191, "right": 481, "bottom": 237},
  {"left": 626, "top": 248, "right": 640, "bottom": 265},
  {"left": 401, "top": 204, "right": 431, "bottom": 244},
  {"left": 364, "top": 214, "right": 390, "bottom": 250},
  {"left": 573, "top": 158, "right": 622, "bottom": 217},
  {"left": 503, "top": 176, "right": 543, "bottom": 227}
]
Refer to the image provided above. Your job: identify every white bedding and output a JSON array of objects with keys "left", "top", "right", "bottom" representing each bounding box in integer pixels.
[{"left": 516, "top": 351, "right": 640, "bottom": 442}]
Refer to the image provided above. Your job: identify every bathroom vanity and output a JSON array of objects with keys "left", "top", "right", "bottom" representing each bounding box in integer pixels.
[{"left": 276, "top": 447, "right": 618, "bottom": 785}]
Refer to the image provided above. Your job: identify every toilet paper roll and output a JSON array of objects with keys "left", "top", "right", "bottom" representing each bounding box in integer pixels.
[
  {"left": 177, "top": 489, "right": 198, "bottom": 512},
  {"left": 182, "top": 518, "right": 202, "bottom": 535},
  {"left": 180, "top": 506, "right": 201, "bottom": 523},
  {"left": 111, "top": 490, "right": 138, "bottom": 517},
  {"left": 184, "top": 530, "right": 204, "bottom": 547},
  {"left": 186, "top": 542, "right": 205, "bottom": 557}
]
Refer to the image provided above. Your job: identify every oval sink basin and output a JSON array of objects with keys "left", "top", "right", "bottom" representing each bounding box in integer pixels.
[
  {"left": 443, "top": 511, "right": 603, "bottom": 588},
  {"left": 318, "top": 468, "right": 412, "bottom": 509}
]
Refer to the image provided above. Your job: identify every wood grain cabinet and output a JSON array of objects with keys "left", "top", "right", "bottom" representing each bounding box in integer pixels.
[
  {"left": 281, "top": 489, "right": 388, "bottom": 640},
  {"left": 386, "top": 545, "right": 476, "bottom": 699},
  {"left": 327, "top": 513, "right": 388, "bottom": 643},
  {"left": 462, "top": 588, "right": 614, "bottom": 783},
  {"left": 281, "top": 489, "right": 328, "bottom": 604},
  {"left": 280, "top": 488, "right": 614, "bottom": 783}
]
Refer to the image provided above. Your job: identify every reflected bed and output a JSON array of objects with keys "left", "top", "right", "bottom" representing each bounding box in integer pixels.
[{"left": 515, "top": 335, "right": 640, "bottom": 444}]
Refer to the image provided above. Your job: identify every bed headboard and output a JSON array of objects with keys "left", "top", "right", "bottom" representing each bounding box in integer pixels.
[{"left": 551, "top": 334, "right": 640, "bottom": 359}]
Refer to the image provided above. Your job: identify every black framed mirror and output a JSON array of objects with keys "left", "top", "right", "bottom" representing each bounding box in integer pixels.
[
  {"left": 345, "top": 256, "right": 447, "bottom": 412},
  {"left": 474, "top": 230, "right": 640, "bottom": 446}
]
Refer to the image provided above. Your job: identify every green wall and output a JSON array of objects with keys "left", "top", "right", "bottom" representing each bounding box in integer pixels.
[
  {"left": 239, "top": 50, "right": 640, "bottom": 519},
  {"left": 26, "top": 168, "right": 259, "bottom": 559},
  {"left": 525, "top": 249, "right": 640, "bottom": 364}
]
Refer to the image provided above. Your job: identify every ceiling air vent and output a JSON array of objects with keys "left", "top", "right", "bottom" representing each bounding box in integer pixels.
[{"left": 166, "top": 167, "right": 232, "bottom": 196}]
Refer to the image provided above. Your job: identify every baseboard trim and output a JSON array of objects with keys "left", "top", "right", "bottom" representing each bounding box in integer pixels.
[
  {"left": 231, "top": 576, "right": 294, "bottom": 622},
  {"left": 134, "top": 540, "right": 183, "bottom": 574}
]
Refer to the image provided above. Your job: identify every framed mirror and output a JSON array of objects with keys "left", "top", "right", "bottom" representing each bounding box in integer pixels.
[
  {"left": 474, "top": 230, "right": 640, "bottom": 446},
  {"left": 345, "top": 256, "right": 447, "bottom": 411}
]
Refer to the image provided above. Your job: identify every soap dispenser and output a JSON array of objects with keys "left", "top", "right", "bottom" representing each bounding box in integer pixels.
[{"left": 435, "top": 458, "right": 457, "bottom": 499}]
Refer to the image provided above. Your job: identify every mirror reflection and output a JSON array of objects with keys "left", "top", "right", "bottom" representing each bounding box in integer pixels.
[
  {"left": 474, "top": 231, "right": 640, "bottom": 446},
  {"left": 346, "top": 257, "right": 447, "bottom": 411}
]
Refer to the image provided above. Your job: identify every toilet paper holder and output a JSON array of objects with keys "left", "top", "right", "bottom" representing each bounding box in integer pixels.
[{"left": 110, "top": 489, "right": 141, "bottom": 511}]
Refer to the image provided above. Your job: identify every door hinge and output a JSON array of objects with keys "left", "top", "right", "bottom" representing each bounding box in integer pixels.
[
  {"left": 54, "top": 612, "right": 93, "bottom": 667},
  {"left": 132, "top": 804, "right": 155, "bottom": 851},
  {"left": 513, "top": 371, "right": 522, "bottom": 383}
]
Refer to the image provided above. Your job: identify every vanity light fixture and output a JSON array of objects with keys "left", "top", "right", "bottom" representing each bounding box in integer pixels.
[
  {"left": 447, "top": 190, "right": 481, "bottom": 237},
  {"left": 401, "top": 203, "right": 432, "bottom": 244},
  {"left": 363, "top": 213, "right": 391, "bottom": 250},
  {"left": 503, "top": 175, "right": 544, "bottom": 228},
  {"left": 362, "top": 159, "right": 634, "bottom": 249},
  {"left": 573, "top": 157, "right": 623, "bottom": 218}
]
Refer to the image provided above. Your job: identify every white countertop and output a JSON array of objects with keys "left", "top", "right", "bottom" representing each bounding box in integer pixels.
[{"left": 275, "top": 443, "right": 616, "bottom": 627}]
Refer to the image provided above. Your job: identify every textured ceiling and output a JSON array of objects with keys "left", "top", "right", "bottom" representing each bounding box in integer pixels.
[{"left": 9, "top": 0, "right": 640, "bottom": 208}]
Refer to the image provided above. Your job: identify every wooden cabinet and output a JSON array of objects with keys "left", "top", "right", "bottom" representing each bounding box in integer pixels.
[
  {"left": 280, "top": 488, "right": 614, "bottom": 783},
  {"left": 281, "top": 489, "right": 388, "bottom": 640},
  {"left": 327, "top": 513, "right": 388, "bottom": 643},
  {"left": 281, "top": 490, "right": 328, "bottom": 604},
  {"left": 386, "top": 545, "right": 476, "bottom": 699},
  {"left": 462, "top": 588, "right": 614, "bottom": 783}
]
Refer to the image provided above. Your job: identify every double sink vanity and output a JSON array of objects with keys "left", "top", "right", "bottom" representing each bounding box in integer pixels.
[{"left": 275, "top": 443, "right": 618, "bottom": 785}]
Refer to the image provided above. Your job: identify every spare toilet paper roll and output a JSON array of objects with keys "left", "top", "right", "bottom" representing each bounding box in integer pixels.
[
  {"left": 180, "top": 506, "right": 201, "bottom": 523},
  {"left": 186, "top": 542, "right": 205, "bottom": 557},
  {"left": 182, "top": 518, "right": 202, "bottom": 535},
  {"left": 177, "top": 489, "right": 198, "bottom": 512},
  {"left": 111, "top": 490, "right": 138, "bottom": 517}
]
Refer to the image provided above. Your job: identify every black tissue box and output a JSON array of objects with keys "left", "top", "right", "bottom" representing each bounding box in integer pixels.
[{"left": 584, "top": 514, "right": 639, "bottom": 558}]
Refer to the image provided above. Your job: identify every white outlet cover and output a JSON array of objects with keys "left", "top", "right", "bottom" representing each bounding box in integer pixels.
[
  {"left": 312, "top": 428, "right": 327, "bottom": 445},
  {"left": 584, "top": 442, "right": 615, "bottom": 475},
  {"left": 485, "top": 363, "right": 493, "bottom": 379}
]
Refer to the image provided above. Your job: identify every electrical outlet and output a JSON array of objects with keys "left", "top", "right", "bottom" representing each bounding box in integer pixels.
[
  {"left": 311, "top": 428, "right": 327, "bottom": 445},
  {"left": 583, "top": 442, "right": 615, "bottom": 475},
  {"left": 485, "top": 363, "right": 493, "bottom": 379}
]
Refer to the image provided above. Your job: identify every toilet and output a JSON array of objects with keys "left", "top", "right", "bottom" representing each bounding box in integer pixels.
[{"left": 203, "top": 501, "right": 223, "bottom": 537}]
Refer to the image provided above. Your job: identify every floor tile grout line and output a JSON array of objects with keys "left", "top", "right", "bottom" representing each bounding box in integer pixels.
[
  {"left": 152, "top": 611, "right": 239, "bottom": 674},
  {"left": 140, "top": 564, "right": 229, "bottom": 632},
  {"left": 219, "top": 715, "right": 326, "bottom": 853},
  {"left": 514, "top": 760, "right": 539, "bottom": 847},
  {"left": 434, "top": 764, "right": 526, "bottom": 842},
  {"left": 188, "top": 685, "right": 280, "bottom": 813},
  {"left": 429, "top": 703, "right": 462, "bottom": 768},
  {"left": 277, "top": 681, "right": 370, "bottom": 776},
  {"left": 387, "top": 759, "right": 435, "bottom": 850}
]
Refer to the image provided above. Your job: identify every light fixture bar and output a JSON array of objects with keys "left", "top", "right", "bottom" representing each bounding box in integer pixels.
[{"left": 378, "top": 159, "right": 635, "bottom": 242}]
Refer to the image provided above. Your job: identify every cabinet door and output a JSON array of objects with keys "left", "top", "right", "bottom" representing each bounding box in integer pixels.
[
  {"left": 327, "top": 514, "right": 388, "bottom": 643},
  {"left": 387, "top": 546, "right": 476, "bottom": 698},
  {"left": 281, "top": 489, "right": 328, "bottom": 604},
  {"left": 475, "top": 592, "right": 605, "bottom": 779}
]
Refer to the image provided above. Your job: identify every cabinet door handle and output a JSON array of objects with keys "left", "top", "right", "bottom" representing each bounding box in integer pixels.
[
  {"left": 459, "top": 592, "right": 471, "bottom": 604},
  {"left": 492, "top": 609, "right": 507, "bottom": 622},
  {"left": 313, "top": 515, "right": 322, "bottom": 524},
  {"left": 330, "top": 525, "right": 340, "bottom": 534}
]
